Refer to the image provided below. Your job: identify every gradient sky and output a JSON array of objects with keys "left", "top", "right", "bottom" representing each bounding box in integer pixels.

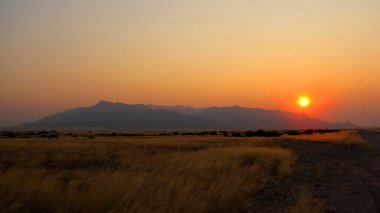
[{"left": 1, "top": 0, "right": 380, "bottom": 127}]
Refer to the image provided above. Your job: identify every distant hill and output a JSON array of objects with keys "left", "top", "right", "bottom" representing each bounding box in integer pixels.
[
  {"left": 18, "top": 101, "right": 359, "bottom": 130},
  {"left": 149, "top": 105, "right": 204, "bottom": 116},
  {"left": 19, "top": 101, "right": 217, "bottom": 130},
  {"left": 194, "top": 106, "right": 358, "bottom": 130}
]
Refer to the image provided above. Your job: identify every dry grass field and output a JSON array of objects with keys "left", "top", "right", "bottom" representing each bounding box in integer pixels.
[
  {"left": 281, "top": 130, "right": 368, "bottom": 148},
  {"left": 0, "top": 130, "right": 378, "bottom": 213},
  {"left": 0, "top": 135, "right": 295, "bottom": 212}
]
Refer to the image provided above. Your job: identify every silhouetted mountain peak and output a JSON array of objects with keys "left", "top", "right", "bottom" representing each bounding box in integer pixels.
[
  {"left": 18, "top": 101, "right": 360, "bottom": 130},
  {"left": 93, "top": 101, "right": 152, "bottom": 111},
  {"left": 95, "top": 100, "right": 114, "bottom": 107}
]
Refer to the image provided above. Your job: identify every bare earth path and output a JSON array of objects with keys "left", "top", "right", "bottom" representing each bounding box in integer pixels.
[
  {"left": 355, "top": 130, "right": 380, "bottom": 212},
  {"left": 250, "top": 130, "right": 380, "bottom": 213}
]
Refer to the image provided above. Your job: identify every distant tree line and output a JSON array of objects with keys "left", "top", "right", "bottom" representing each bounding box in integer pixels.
[{"left": 0, "top": 129, "right": 341, "bottom": 139}]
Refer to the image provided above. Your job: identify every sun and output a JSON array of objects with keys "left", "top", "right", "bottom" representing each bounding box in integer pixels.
[{"left": 297, "top": 96, "right": 311, "bottom": 108}]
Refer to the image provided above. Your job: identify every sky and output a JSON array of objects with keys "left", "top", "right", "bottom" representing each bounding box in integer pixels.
[{"left": 1, "top": 0, "right": 380, "bottom": 127}]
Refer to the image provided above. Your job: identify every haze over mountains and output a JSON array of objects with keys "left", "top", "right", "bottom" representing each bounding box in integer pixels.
[{"left": 18, "top": 101, "right": 358, "bottom": 130}]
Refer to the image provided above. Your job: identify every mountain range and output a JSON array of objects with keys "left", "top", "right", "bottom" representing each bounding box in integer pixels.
[{"left": 18, "top": 100, "right": 358, "bottom": 130}]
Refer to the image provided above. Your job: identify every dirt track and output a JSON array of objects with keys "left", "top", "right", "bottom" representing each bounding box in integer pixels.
[
  {"left": 251, "top": 130, "right": 380, "bottom": 213},
  {"left": 356, "top": 130, "right": 380, "bottom": 212}
]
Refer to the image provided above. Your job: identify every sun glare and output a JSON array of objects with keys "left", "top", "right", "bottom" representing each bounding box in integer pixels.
[{"left": 297, "top": 96, "right": 311, "bottom": 108}]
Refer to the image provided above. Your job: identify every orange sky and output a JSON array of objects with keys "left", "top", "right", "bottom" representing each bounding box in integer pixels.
[{"left": 1, "top": 0, "right": 380, "bottom": 127}]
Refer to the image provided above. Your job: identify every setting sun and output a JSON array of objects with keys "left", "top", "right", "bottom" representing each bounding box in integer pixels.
[
  {"left": 297, "top": 96, "right": 311, "bottom": 108},
  {"left": 2, "top": 1, "right": 380, "bottom": 212}
]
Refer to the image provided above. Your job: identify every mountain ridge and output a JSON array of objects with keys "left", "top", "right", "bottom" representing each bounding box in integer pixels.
[{"left": 18, "top": 101, "right": 359, "bottom": 130}]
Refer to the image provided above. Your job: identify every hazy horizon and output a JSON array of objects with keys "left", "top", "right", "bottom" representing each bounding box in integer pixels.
[
  {"left": 1, "top": 0, "right": 380, "bottom": 127},
  {"left": 0, "top": 100, "right": 370, "bottom": 128}
]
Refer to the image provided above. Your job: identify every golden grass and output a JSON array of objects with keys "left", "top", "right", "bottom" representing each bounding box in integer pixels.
[
  {"left": 0, "top": 136, "right": 295, "bottom": 213},
  {"left": 281, "top": 130, "right": 368, "bottom": 148},
  {"left": 370, "top": 129, "right": 380, "bottom": 133}
]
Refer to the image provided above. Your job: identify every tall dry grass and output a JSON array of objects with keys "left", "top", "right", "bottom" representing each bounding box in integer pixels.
[
  {"left": 0, "top": 136, "right": 295, "bottom": 213},
  {"left": 281, "top": 130, "right": 368, "bottom": 148}
]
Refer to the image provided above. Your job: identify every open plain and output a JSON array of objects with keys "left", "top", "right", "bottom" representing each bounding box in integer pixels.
[{"left": 0, "top": 129, "right": 379, "bottom": 213}]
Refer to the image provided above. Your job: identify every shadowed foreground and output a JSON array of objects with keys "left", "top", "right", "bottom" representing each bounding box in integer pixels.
[{"left": 0, "top": 130, "right": 379, "bottom": 212}]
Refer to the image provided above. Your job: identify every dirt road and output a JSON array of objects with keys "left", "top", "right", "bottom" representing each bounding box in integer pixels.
[{"left": 251, "top": 130, "right": 380, "bottom": 213}]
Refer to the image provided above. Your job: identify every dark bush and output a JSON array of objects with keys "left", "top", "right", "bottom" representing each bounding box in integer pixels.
[
  {"left": 301, "top": 129, "right": 314, "bottom": 135},
  {"left": 3, "top": 132, "right": 17, "bottom": 138},
  {"left": 264, "top": 131, "right": 283, "bottom": 137},
  {"left": 287, "top": 130, "right": 300, "bottom": 135},
  {"left": 231, "top": 132, "right": 242, "bottom": 137},
  {"left": 244, "top": 130, "right": 283, "bottom": 137},
  {"left": 222, "top": 131, "right": 230, "bottom": 137}
]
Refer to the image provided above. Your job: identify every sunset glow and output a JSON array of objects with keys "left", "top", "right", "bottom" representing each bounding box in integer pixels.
[
  {"left": 297, "top": 96, "right": 311, "bottom": 108},
  {"left": 1, "top": 2, "right": 380, "bottom": 212},
  {"left": 1, "top": 1, "right": 380, "bottom": 127}
]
